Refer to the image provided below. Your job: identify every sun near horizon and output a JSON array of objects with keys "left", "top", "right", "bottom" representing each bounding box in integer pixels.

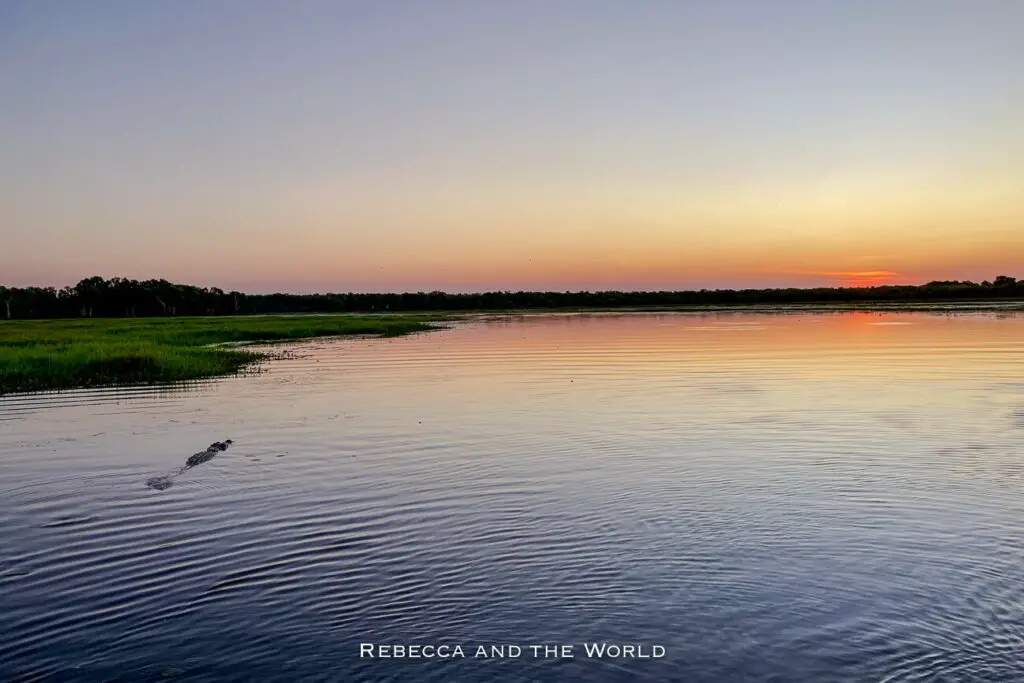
[{"left": 3, "top": 2, "right": 1023, "bottom": 295}]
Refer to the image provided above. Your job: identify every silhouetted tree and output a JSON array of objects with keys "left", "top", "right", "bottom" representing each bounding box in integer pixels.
[
  {"left": 0, "top": 274, "right": 1021, "bottom": 319},
  {"left": 0, "top": 286, "right": 11, "bottom": 320},
  {"left": 993, "top": 275, "right": 1017, "bottom": 288}
]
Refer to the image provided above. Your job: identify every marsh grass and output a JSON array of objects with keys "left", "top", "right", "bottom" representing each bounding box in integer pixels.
[{"left": 0, "top": 315, "right": 440, "bottom": 394}]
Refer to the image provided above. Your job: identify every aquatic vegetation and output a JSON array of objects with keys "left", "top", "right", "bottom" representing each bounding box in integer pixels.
[{"left": 0, "top": 315, "right": 440, "bottom": 394}]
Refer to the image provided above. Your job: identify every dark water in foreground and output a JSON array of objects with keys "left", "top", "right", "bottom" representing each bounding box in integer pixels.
[{"left": 2, "top": 312, "right": 1023, "bottom": 682}]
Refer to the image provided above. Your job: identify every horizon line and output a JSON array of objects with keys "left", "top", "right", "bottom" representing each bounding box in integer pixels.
[{"left": 3, "top": 274, "right": 1018, "bottom": 298}]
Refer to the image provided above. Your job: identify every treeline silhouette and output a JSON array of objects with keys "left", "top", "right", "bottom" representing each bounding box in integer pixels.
[{"left": 0, "top": 275, "right": 1022, "bottom": 319}]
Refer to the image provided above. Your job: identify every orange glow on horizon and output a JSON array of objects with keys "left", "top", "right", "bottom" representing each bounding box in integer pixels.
[{"left": 788, "top": 270, "right": 906, "bottom": 288}]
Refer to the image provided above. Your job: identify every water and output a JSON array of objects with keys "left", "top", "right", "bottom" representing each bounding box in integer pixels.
[{"left": 2, "top": 311, "right": 1023, "bottom": 682}]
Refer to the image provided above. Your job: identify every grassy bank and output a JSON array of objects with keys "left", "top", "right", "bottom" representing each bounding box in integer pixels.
[{"left": 0, "top": 315, "right": 441, "bottom": 395}]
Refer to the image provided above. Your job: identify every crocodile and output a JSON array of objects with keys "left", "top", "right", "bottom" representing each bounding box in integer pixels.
[
  {"left": 185, "top": 440, "right": 233, "bottom": 468},
  {"left": 147, "top": 439, "right": 233, "bottom": 490}
]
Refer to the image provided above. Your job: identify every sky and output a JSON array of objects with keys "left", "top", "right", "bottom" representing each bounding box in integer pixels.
[{"left": 2, "top": 0, "right": 1023, "bottom": 294}]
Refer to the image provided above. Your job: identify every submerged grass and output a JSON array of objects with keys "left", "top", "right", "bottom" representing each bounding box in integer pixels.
[{"left": 0, "top": 315, "right": 441, "bottom": 395}]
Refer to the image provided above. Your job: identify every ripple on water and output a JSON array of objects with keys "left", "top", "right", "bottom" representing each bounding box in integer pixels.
[{"left": 1, "top": 311, "right": 1024, "bottom": 682}]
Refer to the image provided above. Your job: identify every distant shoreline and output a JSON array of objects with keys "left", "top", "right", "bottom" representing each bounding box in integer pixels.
[{"left": 1, "top": 276, "right": 1022, "bottom": 320}]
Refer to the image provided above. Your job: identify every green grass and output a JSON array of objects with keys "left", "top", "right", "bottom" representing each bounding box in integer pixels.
[{"left": 0, "top": 314, "right": 442, "bottom": 395}]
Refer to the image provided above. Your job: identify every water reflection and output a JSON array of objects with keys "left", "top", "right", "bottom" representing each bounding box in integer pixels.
[{"left": 1, "top": 311, "right": 1023, "bottom": 682}]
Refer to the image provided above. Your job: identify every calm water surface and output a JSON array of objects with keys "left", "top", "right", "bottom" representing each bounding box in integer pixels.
[{"left": 2, "top": 312, "right": 1023, "bottom": 682}]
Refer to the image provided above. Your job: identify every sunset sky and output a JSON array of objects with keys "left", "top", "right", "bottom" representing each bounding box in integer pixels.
[{"left": 3, "top": 1, "right": 1022, "bottom": 294}]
